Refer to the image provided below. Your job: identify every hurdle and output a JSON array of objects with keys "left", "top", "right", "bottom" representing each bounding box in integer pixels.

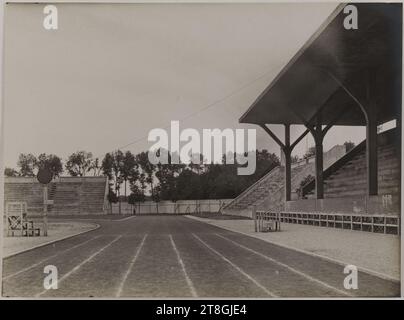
[{"left": 5, "top": 201, "right": 41, "bottom": 237}]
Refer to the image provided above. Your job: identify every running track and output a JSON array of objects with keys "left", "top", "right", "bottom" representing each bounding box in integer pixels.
[{"left": 2, "top": 215, "right": 400, "bottom": 298}]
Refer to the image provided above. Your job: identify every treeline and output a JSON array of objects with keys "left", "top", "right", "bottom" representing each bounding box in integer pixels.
[
  {"left": 5, "top": 140, "right": 355, "bottom": 203},
  {"left": 4, "top": 150, "right": 280, "bottom": 203},
  {"left": 4, "top": 149, "right": 279, "bottom": 203},
  {"left": 4, "top": 152, "right": 100, "bottom": 178}
]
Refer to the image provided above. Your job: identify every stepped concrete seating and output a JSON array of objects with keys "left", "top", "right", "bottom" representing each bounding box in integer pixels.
[
  {"left": 223, "top": 145, "right": 347, "bottom": 218},
  {"left": 223, "top": 162, "right": 315, "bottom": 218},
  {"left": 52, "top": 181, "right": 81, "bottom": 215},
  {"left": 232, "top": 166, "right": 284, "bottom": 209},
  {"left": 80, "top": 178, "right": 108, "bottom": 213},
  {"left": 4, "top": 178, "right": 45, "bottom": 214},
  {"left": 4, "top": 176, "right": 108, "bottom": 216},
  {"left": 302, "top": 128, "right": 401, "bottom": 201},
  {"left": 289, "top": 128, "right": 401, "bottom": 215},
  {"left": 323, "top": 143, "right": 400, "bottom": 198}
]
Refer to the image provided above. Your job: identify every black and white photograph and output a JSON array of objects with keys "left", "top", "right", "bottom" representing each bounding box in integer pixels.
[{"left": 0, "top": 1, "right": 402, "bottom": 301}]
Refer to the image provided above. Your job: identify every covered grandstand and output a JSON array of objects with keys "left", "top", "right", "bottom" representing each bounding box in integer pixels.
[{"left": 228, "top": 3, "right": 401, "bottom": 225}]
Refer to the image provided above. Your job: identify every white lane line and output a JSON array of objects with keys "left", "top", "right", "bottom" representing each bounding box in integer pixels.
[
  {"left": 215, "top": 233, "right": 353, "bottom": 297},
  {"left": 192, "top": 233, "right": 277, "bottom": 298},
  {"left": 3, "top": 236, "right": 101, "bottom": 280},
  {"left": 115, "top": 216, "right": 136, "bottom": 222},
  {"left": 169, "top": 235, "right": 198, "bottom": 298},
  {"left": 115, "top": 234, "right": 148, "bottom": 297},
  {"left": 36, "top": 235, "right": 123, "bottom": 297}
]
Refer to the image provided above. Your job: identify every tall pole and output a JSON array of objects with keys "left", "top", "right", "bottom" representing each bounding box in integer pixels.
[
  {"left": 43, "top": 185, "right": 48, "bottom": 236},
  {"left": 366, "top": 113, "right": 378, "bottom": 195},
  {"left": 314, "top": 115, "right": 324, "bottom": 199},
  {"left": 284, "top": 124, "right": 292, "bottom": 201},
  {"left": 253, "top": 205, "right": 257, "bottom": 232}
]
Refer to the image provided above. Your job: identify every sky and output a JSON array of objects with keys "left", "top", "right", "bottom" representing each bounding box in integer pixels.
[{"left": 1, "top": 2, "right": 367, "bottom": 169}]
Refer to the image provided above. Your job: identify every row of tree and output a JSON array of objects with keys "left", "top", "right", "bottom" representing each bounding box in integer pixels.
[
  {"left": 101, "top": 149, "right": 280, "bottom": 204},
  {"left": 4, "top": 151, "right": 101, "bottom": 178},
  {"left": 5, "top": 140, "right": 355, "bottom": 204},
  {"left": 4, "top": 149, "right": 280, "bottom": 204}
]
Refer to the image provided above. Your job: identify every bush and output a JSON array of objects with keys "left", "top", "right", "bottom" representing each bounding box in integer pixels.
[{"left": 296, "top": 174, "right": 314, "bottom": 199}]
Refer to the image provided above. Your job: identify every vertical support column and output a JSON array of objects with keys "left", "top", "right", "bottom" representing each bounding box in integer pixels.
[
  {"left": 366, "top": 111, "right": 378, "bottom": 195},
  {"left": 314, "top": 117, "right": 324, "bottom": 199},
  {"left": 253, "top": 205, "right": 257, "bottom": 232},
  {"left": 43, "top": 185, "right": 48, "bottom": 236},
  {"left": 365, "top": 72, "right": 378, "bottom": 197},
  {"left": 260, "top": 123, "right": 310, "bottom": 202},
  {"left": 284, "top": 124, "right": 292, "bottom": 201}
]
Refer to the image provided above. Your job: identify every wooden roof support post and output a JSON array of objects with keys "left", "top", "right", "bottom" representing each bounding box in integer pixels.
[
  {"left": 259, "top": 124, "right": 292, "bottom": 200},
  {"left": 284, "top": 124, "right": 292, "bottom": 201},
  {"left": 327, "top": 70, "right": 379, "bottom": 196},
  {"left": 313, "top": 115, "right": 324, "bottom": 199},
  {"left": 259, "top": 124, "right": 285, "bottom": 149},
  {"left": 366, "top": 103, "right": 378, "bottom": 196},
  {"left": 364, "top": 70, "right": 379, "bottom": 196},
  {"left": 259, "top": 124, "right": 310, "bottom": 202},
  {"left": 305, "top": 99, "right": 351, "bottom": 200}
]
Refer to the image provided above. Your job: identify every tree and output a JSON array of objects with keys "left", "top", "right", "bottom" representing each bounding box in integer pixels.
[
  {"left": 151, "top": 184, "right": 161, "bottom": 203},
  {"left": 17, "top": 153, "right": 37, "bottom": 176},
  {"left": 89, "top": 157, "right": 102, "bottom": 176},
  {"left": 36, "top": 153, "right": 63, "bottom": 178},
  {"left": 296, "top": 174, "right": 314, "bottom": 199},
  {"left": 136, "top": 151, "right": 157, "bottom": 199},
  {"left": 121, "top": 151, "right": 137, "bottom": 198},
  {"left": 65, "top": 151, "right": 93, "bottom": 176},
  {"left": 102, "top": 153, "right": 116, "bottom": 209},
  {"left": 101, "top": 152, "right": 114, "bottom": 180},
  {"left": 129, "top": 171, "right": 147, "bottom": 203},
  {"left": 155, "top": 151, "right": 185, "bottom": 202},
  {"left": 254, "top": 149, "right": 280, "bottom": 180},
  {"left": 107, "top": 184, "right": 118, "bottom": 204},
  {"left": 291, "top": 155, "right": 300, "bottom": 164},
  {"left": 4, "top": 167, "right": 18, "bottom": 177},
  {"left": 104, "top": 148, "right": 281, "bottom": 202},
  {"left": 303, "top": 146, "right": 316, "bottom": 159},
  {"left": 102, "top": 151, "right": 131, "bottom": 214},
  {"left": 111, "top": 150, "right": 124, "bottom": 197},
  {"left": 344, "top": 141, "right": 356, "bottom": 152},
  {"left": 103, "top": 150, "right": 125, "bottom": 213},
  {"left": 188, "top": 153, "right": 205, "bottom": 174},
  {"left": 176, "top": 168, "right": 202, "bottom": 200},
  {"left": 128, "top": 172, "right": 146, "bottom": 216},
  {"left": 128, "top": 185, "right": 146, "bottom": 204}
]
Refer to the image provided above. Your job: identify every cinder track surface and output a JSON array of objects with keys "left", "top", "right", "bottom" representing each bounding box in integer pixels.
[{"left": 2, "top": 215, "right": 400, "bottom": 298}]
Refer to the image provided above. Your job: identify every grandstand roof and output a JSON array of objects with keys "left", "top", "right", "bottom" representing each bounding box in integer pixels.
[{"left": 239, "top": 3, "right": 402, "bottom": 126}]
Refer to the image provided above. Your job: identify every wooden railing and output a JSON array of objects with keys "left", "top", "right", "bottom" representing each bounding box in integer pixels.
[{"left": 256, "top": 210, "right": 400, "bottom": 235}]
